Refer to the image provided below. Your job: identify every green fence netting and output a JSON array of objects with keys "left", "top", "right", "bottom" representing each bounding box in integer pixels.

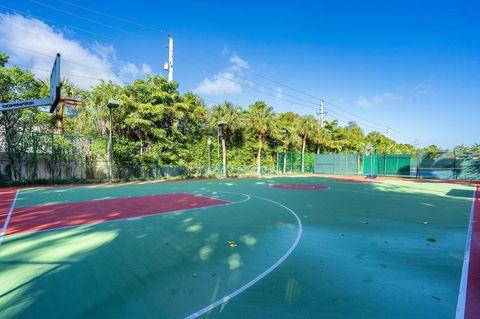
[
  {"left": 413, "top": 152, "right": 480, "bottom": 180},
  {"left": 277, "top": 151, "right": 315, "bottom": 173},
  {"left": 314, "top": 154, "right": 361, "bottom": 175},
  {"left": 363, "top": 154, "right": 411, "bottom": 177},
  {"left": 2, "top": 128, "right": 478, "bottom": 184}
]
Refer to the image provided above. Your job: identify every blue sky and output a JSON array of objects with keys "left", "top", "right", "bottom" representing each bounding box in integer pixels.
[{"left": 0, "top": 0, "right": 479, "bottom": 148}]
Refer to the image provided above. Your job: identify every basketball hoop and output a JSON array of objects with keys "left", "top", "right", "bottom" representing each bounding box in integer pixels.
[{"left": 59, "top": 98, "right": 81, "bottom": 106}]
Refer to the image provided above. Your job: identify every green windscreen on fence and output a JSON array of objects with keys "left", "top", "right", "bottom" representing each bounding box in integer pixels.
[
  {"left": 277, "top": 152, "right": 314, "bottom": 173},
  {"left": 414, "top": 152, "right": 480, "bottom": 180},
  {"left": 314, "top": 154, "right": 361, "bottom": 175},
  {"left": 363, "top": 154, "right": 411, "bottom": 176}
]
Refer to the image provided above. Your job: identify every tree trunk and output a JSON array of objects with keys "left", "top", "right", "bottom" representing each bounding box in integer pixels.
[
  {"left": 221, "top": 136, "right": 227, "bottom": 176},
  {"left": 316, "top": 144, "right": 320, "bottom": 154},
  {"left": 257, "top": 135, "right": 262, "bottom": 176},
  {"left": 301, "top": 136, "right": 306, "bottom": 173},
  {"left": 283, "top": 149, "right": 287, "bottom": 174}
]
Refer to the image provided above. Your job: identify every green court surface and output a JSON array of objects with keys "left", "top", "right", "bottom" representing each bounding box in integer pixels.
[{"left": 0, "top": 177, "right": 475, "bottom": 318}]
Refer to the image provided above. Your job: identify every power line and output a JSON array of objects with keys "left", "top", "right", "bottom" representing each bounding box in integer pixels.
[
  {"left": 28, "top": 0, "right": 134, "bottom": 34},
  {"left": 53, "top": 0, "right": 169, "bottom": 34},
  {"left": 11, "top": 63, "right": 118, "bottom": 83},
  {"left": 25, "top": 1, "right": 398, "bottom": 131},
  {"left": 0, "top": 4, "right": 119, "bottom": 41},
  {"left": 1, "top": 1, "right": 418, "bottom": 144},
  {"left": 5, "top": 44, "right": 116, "bottom": 74}
]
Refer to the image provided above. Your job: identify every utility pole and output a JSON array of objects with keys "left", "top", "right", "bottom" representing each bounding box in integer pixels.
[
  {"left": 386, "top": 127, "right": 391, "bottom": 139},
  {"left": 318, "top": 100, "right": 326, "bottom": 127},
  {"left": 164, "top": 35, "right": 174, "bottom": 82}
]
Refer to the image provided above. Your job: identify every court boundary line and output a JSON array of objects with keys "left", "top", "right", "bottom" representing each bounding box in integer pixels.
[
  {"left": 184, "top": 192, "right": 303, "bottom": 319},
  {"left": 4, "top": 192, "right": 250, "bottom": 238},
  {"left": 271, "top": 184, "right": 331, "bottom": 191},
  {"left": 0, "top": 190, "right": 19, "bottom": 246},
  {"left": 456, "top": 188, "right": 477, "bottom": 319}
]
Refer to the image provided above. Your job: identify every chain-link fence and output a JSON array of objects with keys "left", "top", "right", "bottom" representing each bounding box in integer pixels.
[
  {"left": 314, "top": 154, "right": 362, "bottom": 175},
  {"left": 0, "top": 130, "right": 106, "bottom": 184},
  {"left": 413, "top": 151, "right": 480, "bottom": 180},
  {"left": 2, "top": 128, "right": 478, "bottom": 184},
  {"left": 277, "top": 151, "right": 315, "bottom": 173},
  {"left": 363, "top": 154, "right": 411, "bottom": 177}
]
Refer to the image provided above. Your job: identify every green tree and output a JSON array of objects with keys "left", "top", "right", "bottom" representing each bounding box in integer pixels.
[
  {"left": 298, "top": 115, "right": 317, "bottom": 172},
  {"left": 208, "top": 102, "right": 243, "bottom": 176},
  {"left": 277, "top": 112, "right": 301, "bottom": 173},
  {"left": 423, "top": 144, "right": 442, "bottom": 154},
  {"left": 246, "top": 101, "right": 277, "bottom": 175},
  {"left": 312, "top": 123, "right": 329, "bottom": 154},
  {"left": 0, "top": 52, "right": 9, "bottom": 67}
]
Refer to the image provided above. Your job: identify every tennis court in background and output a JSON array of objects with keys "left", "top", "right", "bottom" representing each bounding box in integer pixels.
[{"left": 0, "top": 176, "right": 478, "bottom": 318}]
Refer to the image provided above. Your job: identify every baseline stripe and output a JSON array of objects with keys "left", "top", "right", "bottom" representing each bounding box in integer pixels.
[
  {"left": 465, "top": 186, "right": 480, "bottom": 318},
  {"left": 0, "top": 190, "right": 19, "bottom": 246},
  {"left": 184, "top": 192, "right": 303, "bottom": 319},
  {"left": 456, "top": 188, "right": 478, "bottom": 319}
]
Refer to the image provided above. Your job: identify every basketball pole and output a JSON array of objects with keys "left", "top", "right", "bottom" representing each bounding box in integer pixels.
[{"left": 107, "top": 100, "right": 121, "bottom": 183}]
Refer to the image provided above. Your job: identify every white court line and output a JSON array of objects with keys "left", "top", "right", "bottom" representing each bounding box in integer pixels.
[
  {"left": 456, "top": 188, "right": 477, "bottom": 319},
  {"left": 0, "top": 190, "right": 19, "bottom": 246},
  {"left": 184, "top": 192, "right": 303, "bottom": 319}
]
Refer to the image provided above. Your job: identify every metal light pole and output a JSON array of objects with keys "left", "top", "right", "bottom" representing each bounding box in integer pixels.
[
  {"left": 217, "top": 127, "right": 220, "bottom": 174},
  {"left": 217, "top": 121, "right": 228, "bottom": 176},
  {"left": 107, "top": 99, "right": 120, "bottom": 183},
  {"left": 207, "top": 137, "right": 212, "bottom": 173}
]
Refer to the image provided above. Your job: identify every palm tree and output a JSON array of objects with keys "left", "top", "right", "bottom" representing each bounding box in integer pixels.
[
  {"left": 208, "top": 102, "right": 243, "bottom": 176},
  {"left": 55, "top": 79, "right": 81, "bottom": 134},
  {"left": 277, "top": 113, "right": 301, "bottom": 174},
  {"left": 312, "top": 123, "right": 328, "bottom": 154},
  {"left": 246, "top": 102, "right": 277, "bottom": 175},
  {"left": 298, "top": 115, "right": 317, "bottom": 172}
]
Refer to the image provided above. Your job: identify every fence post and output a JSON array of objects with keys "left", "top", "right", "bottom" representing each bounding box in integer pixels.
[
  {"left": 333, "top": 154, "right": 336, "bottom": 175},
  {"left": 276, "top": 152, "right": 279, "bottom": 174},
  {"left": 383, "top": 154, "right": 387, "bottom": 176},
  {"left": 453, "top": 150, "right": 457, "bottom": 180},
  {"left": 357, "top": 155, "right": 360, "bottom": 175}
]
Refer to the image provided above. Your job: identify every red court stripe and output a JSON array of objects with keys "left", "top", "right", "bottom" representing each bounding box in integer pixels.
[
  {"left": 7, "top": 193, "right": 229, "bottom": 236},
  {"left": 0, "top": 189, "right": 19, "bottom": 226},
  {"left": 466, "top": 186, "right": 480, "bottom": 319}
]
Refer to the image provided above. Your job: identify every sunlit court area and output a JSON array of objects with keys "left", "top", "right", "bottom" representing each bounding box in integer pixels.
[
  {"left": 0, "top": 177, "right": 478, "bottom": 318},
  {"left": 1, "top": 0, "right": 479, "bottom": 318}
]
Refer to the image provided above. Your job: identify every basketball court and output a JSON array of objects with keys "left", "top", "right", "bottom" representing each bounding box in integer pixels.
[{"left": 0, "top": 176, "right": 478, "bottom": 318}]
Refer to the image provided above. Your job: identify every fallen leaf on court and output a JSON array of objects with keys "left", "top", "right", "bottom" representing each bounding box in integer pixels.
[
  {"left": 427, "top": 238, "right": 436, "bottom": 242},
  {"left": 227, "top": 241, "right": 237, "bottom": 247},
  {"left": 360, "top": 221, "right": 368, "bottom": 224}
]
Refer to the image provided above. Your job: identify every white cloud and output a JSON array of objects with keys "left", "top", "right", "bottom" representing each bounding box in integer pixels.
[
  {"left": 230, "top": 53, "right": 249, "bottom": 70},
  {"left": 356, "top": 92, "right": 401, "bottom": 108},
  {"left": 195, "top": 71, "right": 243, "bottom": 95},
  {"left": 195, "top": 51, "right": 250, "bottom": 95},
  {"left": 0, "top": 13, "right": 151, "bottom": 89},
  {"left": 141, "top": 63, "right": 152, "bottom": 74},
  {"left": 275, "top": 87, "right": 283, "bottom": 99},
  {"left": 414, "top": 83, "right": 435, "bottom": 95},
  {"left": 119, "top": 63, "right": 141, "bottom": 83}
]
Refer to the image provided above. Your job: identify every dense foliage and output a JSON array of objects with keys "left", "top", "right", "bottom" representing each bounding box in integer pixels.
[{"left": 1, "top": 52, "right": 477, "bottom": 177}]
